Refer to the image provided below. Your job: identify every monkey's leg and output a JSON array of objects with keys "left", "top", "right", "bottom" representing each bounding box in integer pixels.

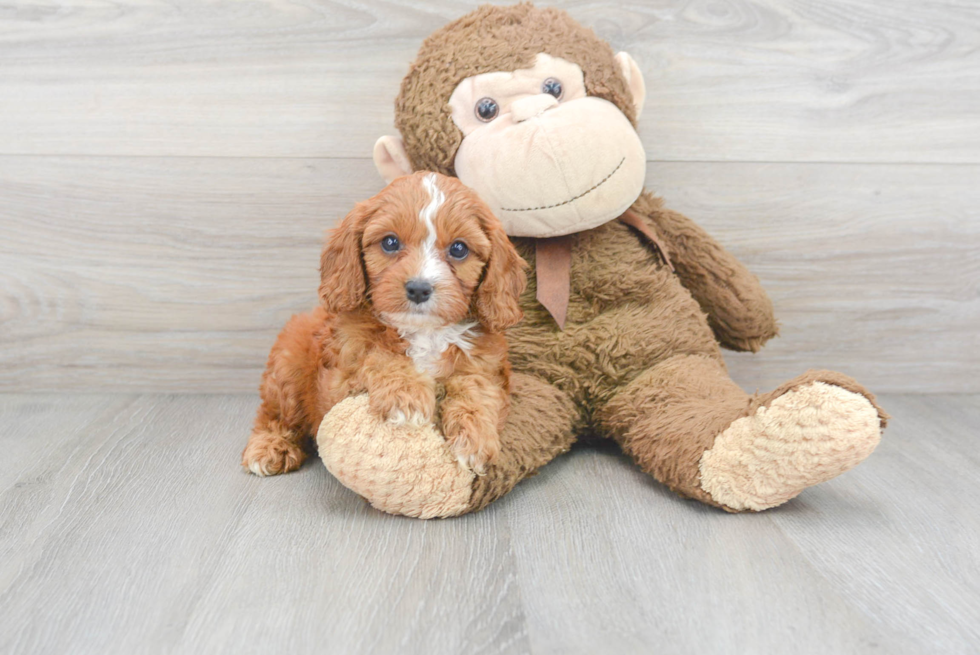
[
  {"left": 317, "top": 373, "right": 579, "bottom": 518},
  {"left": 597, "top": 355, "right": 887, "bottom": 511}
]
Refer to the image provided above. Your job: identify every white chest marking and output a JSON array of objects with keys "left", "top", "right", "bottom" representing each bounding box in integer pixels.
[
  {"left": 399, "top": 321, "right": 479, "bottom": 376},
  {"left": 418, "top": 173, "right": 450, "bottom": 283}
]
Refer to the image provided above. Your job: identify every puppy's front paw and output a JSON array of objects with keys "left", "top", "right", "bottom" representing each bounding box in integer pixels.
[
  {"left": 386, "top": 407, "right": 430, "bottom": 427},
  {"left": 369, "top": 381, "right": 436, "bottom": 427},
  {"left": 242, "top": 430, "right": 306, "bottom": 476},
  {"left": 447, "top": 428, "right": 501, "bottom": 475}
]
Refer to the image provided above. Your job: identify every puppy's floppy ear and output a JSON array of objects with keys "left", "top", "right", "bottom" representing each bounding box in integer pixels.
[
  {"left": 319, "top": 200, "right": 374, "bottom": 314},
  {"left": 474, "top": 208, "right": 527, "bottom": 332}
]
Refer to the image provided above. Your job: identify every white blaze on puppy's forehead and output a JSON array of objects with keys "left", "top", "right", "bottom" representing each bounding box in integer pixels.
[
  {"left": 420, "top": 173, "right": 445, "bottom": 227},
  {"left": 416, "top": 173, "right": 449, "bottom": 282}
]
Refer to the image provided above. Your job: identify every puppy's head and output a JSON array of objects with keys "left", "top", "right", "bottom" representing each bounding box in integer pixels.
[{"left": 319, "top": 172, "right": 527, "bottom": 332}]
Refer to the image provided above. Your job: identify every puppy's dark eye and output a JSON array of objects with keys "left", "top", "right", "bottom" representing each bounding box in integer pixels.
[
  {"left": 475, "top": 97, "right": 499, "bottom": 122},
  {"left": 380, "top": 235, "right": 401, "bottom": 253},
  {"left": 542, "top": 78, "right": 562, "bottom": 99},
  {"left": 447, "top": 241, "right": 469, "bottom": 260}
]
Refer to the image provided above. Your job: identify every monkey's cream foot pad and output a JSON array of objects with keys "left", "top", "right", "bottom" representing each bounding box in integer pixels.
[
  {"left": 317, "top": 395, "right": 475, "bottom": 519},
  {"left": 699, "top": 382, "right": 883, "bottom": 511}
]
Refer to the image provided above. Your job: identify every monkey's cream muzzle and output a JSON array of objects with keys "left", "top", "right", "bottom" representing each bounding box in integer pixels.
[
  {"left": 453, "top": 97, "right": 645, "bottom": 237},
  {"left": 447, "top": 54, "right": 647, "bottom": 238}
]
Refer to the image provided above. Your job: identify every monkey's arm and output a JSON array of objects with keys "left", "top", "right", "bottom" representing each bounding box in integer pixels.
[{"left": 637, "top": 197, "right": 779, "bottom": 352}]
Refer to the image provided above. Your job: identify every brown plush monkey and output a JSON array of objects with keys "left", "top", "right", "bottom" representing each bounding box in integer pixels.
[{"left": 312, "top": 3, "right": 887, "bottom": 518}]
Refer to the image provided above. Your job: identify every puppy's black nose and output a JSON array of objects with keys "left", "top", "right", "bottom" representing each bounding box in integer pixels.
[{"left": 405, "top": 279, "right": 433, "bottom": 304}]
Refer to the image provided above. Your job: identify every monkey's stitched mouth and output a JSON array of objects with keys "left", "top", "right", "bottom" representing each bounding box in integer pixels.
[{"left": 499, "top": 156, "right": 625, "bottom": 212}]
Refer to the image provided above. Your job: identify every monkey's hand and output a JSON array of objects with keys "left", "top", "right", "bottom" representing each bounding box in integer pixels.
[{"left": 640, "top": 197, "right": 779, "bottom": 352}]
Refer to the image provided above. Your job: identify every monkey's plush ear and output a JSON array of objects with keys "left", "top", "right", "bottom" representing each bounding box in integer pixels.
[
  {"left": 615, "top": 52, "right": 646, "bottom": 117},
  {"left": 373, "top": 135, "right": 414, "bottom": 184}
]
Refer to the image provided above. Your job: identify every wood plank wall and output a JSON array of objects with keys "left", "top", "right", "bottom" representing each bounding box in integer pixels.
[{"left": 1, "top": 0, "right": 978, "bottom": 393}]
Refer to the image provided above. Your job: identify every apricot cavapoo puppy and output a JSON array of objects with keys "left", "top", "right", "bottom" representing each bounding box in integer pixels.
[{"left": 242, "top": 172, "right": 527, "bottom": 476}]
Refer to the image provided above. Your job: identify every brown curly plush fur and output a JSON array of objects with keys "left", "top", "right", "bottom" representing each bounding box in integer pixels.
[{"left": 470, "top": 204, "right": 886, "bottom": 510}]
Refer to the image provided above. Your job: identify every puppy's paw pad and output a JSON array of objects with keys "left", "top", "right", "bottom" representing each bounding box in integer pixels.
[
  {"left": 242, "top": 437, "right": 305, "bottom": 477},
  {"left": 386, "top": 409, "right": 429, "bottom": 427},
  {"left": 387, "top": 409, "right": 408, "bottom": 425},
  {"left": 451, "top": 437, "right": 499, "bottom": 476},
  {"left": 456, "top": 454, "right": 488, "bottom": 476},
  {"left": 405, "top": 412, "right": 429, "bottom": 427},
  {"left": 247, "top": 459, "right": 273, "bottom": 476}
]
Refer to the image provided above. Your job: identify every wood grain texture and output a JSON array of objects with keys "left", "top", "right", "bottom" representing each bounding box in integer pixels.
[
  {"left": 0, "top": 392, "right": 977, "bottom": 654},
  {"left": 0, "top": 156, "right": 377, "bottom": 392},
  {"left": 1, "top": 0, "right": 977, "bottom": 392},
  {"left": 502, "top": 393, "right": 980, "bottom": 654},
  {"left": 766, "top": 394, "right": 980, "bottom": 651},
  {"left": 0, "top": 0, "right": 978, "bottom": 162},
  {"left": 0, "top": 394, "right": 530, "bottom": 655},
  {"left": 651, "top": 162, "right": 980, "bottom": 392},
  {"left": 2, "top": 157, "right": 976, "bottom": 393}
]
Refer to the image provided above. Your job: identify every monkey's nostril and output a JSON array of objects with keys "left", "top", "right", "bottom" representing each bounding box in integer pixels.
[{"left": 405, "top": 280, "right": 434, "bottom": 304}]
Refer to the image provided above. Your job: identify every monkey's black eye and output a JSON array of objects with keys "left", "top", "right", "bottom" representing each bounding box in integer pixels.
[
  {"left": 380, "top": 235, "right": 401, "bottom": 253},
  {"left": 447, "top": 241, "right": 469, "bottom": 260},
  {"left": 542, "top": 78, "right": 563, "bottom": 99},
  {"left": 475, "top": 97, "right": 499, "bottom": 122}
]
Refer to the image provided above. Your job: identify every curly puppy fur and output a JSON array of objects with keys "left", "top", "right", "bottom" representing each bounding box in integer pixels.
[{"left": 242, "top": 172, "right": 527, "bottom": 476}]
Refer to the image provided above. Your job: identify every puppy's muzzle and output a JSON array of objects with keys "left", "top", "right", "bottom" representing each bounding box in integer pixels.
[{"left": 405, "top": 279, "right": 434, "bottom": 305}]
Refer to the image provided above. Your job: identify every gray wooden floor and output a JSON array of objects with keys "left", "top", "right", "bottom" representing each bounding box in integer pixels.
[{"left": 1, "top": 393, "right": 977, "bottom": 655}]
